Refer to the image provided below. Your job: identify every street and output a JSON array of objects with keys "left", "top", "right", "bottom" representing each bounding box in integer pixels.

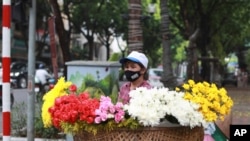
[{"left": 0, "top": 88, "right": 30, "bottom": 133}]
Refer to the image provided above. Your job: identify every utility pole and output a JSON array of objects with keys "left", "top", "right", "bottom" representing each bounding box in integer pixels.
[
  {"left": 2, "top": 0, "right": 12, "bottom": 140},
  {"left": 27, "top": 0, "right": 36, "bottom": 140}
]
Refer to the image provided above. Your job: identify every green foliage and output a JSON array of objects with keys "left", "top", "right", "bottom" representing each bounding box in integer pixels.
[
  {"left": 210, "top": 35, "right": 227, "bottom": 64},
  {"left": 69, "top": 70, "right": 119, "bottom": 102},
  {"left": 70, "top": 0, "right": 128, "bottom": 58},
  {"left": 84, "top": 87, "right": 105, "bottom": 99},
  {"left": 34, "top": 115, "right": 64, "bottom": 139},
  {"left": 168, "top": 0, "right": 250, "bottom": 60},
  {"left": 82, "top": 76, "right": 109, "bottom": 96},
  {"left": 71, "top": 45, "right": 89, "bottom": 60},
  {"left": 102, "top": 71, "right": 120, "bottom": 102},
  {"left": 173, "top": 39, "right": 188, "bottom": 62},
  {"left": 142, "top": 0, "right": 161, "bottom": 20},
  {"left": 81, "top": 72, "right": 119, "bottom": 102},
  {"left": 139, "top": 0, "right": 163, "bottom": 67},
  {"left": 60, "top": 117, "right": 141, "bottom": 135},
  {"left": 11, "top": 102, "right": 63, "bottom": 138},
  {"left": 69, "top": 71, "right": 85, "bottom": 88},
  {"left": 108, "top": 53, "right": 121, "bottom": 61},
  {"left": 110, "top": 82, "right": 119, "bottom": 103},
  {"left": 11, "top": 102, "right": 27, "bottom": 137}
]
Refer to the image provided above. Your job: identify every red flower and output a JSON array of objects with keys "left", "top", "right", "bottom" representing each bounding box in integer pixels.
[
  {"left": 78, "top": 92, "right": 90, "bottom": 100},
  {"left": 48, "top": 106, "right": 56, "bottom": 115},
  {"left": 69, "top": 84, "right": 77, "bottom": 92},
  {"left": 49, "top": 91, "right": 100, "bottom": 129},
  {"left": 54, "top": 97, "right": 62, "bottom": 106},
  {"left": 86, "top": 116, "right": 94, "bottom": 124}
]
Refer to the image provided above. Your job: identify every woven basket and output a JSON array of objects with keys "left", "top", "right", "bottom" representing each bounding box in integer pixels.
[{"left": 73, "top": 126, "right": 204, "bottom": 141}]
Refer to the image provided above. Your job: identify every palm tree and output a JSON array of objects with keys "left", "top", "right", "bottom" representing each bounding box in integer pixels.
[
  {"left": 160, "top": 0, "right": 177, "bottom": 88},
  {"left": 128, "top": 0, "right": 143, "bottom": 53}
]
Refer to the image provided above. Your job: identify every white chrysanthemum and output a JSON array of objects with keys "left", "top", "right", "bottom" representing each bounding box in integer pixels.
[
  {"left": 124, "top": 87, "right": 170, "bottom": 126},
  {"left": 123, "top": 87, "right": 206, "bottom": 128}
]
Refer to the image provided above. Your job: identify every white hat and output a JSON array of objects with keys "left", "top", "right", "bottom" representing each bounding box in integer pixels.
[{"left": 120, "top": 51, "right": 148, "bottom": 68}]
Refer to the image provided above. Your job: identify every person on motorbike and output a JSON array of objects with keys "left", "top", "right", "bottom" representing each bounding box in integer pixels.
[{"left": 35, "top": 64, "right": 52, "bottom": 94}]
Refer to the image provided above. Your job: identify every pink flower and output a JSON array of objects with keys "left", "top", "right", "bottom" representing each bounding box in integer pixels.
[
  {"left": 95, "top": 109, "right": 108, "bottom": 120},
  {"left": 114, "top": 110, "right": 125, "bottom": 123},
  {"left": 100, "top": 95, "right": 111, "bottom": 102},
  {"left": 94, "top": 96, "right": 125, "bottom": 124},
  {"left": 94, "top": 117, "right": 102, "bottom": 124},
  {"left": 114, "top": 102, "right": 123, "bottom": 110},
  {"left": 109, "top": 106, "right": 116, "bottom": 114}
]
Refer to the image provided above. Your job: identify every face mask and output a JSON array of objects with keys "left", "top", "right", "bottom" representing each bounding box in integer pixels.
[{"left": 124, "top": 70, "right": 141, "bottom": 82}]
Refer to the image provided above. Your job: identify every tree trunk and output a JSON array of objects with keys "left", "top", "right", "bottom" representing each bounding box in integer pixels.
[
  {"left": 160, "top": 0, "right": 177, "bottom": 88},
  {"left": 197, "top": 16, "right": 211, "bottom": 82},
  {"left": 186, "top": 29, "right": 200, "bottom": 81},
  {"left": 128, "top": 0, "right": 143, "bottom": 53},
  {"left": 86, "top": 36, "right": 94, "bottom": 60},
  {"left": 48, "top": 0, "right": 71, "bottom": 77}
]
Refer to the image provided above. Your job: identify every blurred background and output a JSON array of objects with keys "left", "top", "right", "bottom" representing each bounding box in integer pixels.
[{"left": 1, "top": 0, "right": 250, "bottom": 88}]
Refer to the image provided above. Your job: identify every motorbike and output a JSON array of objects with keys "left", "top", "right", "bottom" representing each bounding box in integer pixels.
[{"left": 34, "top": 77, "right": 55, "bottom": 102}]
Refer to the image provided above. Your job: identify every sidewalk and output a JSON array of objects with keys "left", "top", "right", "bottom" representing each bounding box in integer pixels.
[
  {"left": 227, "top": 86, "right": 250, "bottom": 124},
  {"left": 215, "top": 85, "right": 250, "bottom": 138}
]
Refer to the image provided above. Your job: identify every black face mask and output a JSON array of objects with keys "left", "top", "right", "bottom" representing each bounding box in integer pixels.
[{"left": 124, "top": 70, "right": 141, "bottom": 82}]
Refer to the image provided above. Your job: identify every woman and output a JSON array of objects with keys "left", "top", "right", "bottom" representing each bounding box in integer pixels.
[{"left": 118, "top": 51, "right": 151, "bottom": 104}]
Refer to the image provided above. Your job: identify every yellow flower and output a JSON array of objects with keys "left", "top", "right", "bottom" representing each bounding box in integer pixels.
[
  {"left": 182, "top": 83, "right": 190, "bottom": 90},
  {"left": 183, "top": 92, "right": 193, "bottom": 100},
  {"left": 180, "top": 79, "right": 234, "bottom": 122},
  {"left": 175, "top": 87, "right": 180, "bottom": 91},
  {"left": 41, "top": 77, "right": 72, "bottom": 127},
  {"left": 187, "top": 79, "right": 195, "bottom": 86},
  {"left": 191, "top": 87, "right": 199, "bottom": 94}
]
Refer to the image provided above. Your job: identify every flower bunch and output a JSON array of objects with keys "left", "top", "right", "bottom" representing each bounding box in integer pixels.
[
  {"left": 42, "top": 77, "right": 72, "bottom": 128},
  {"left": 124, "top": 87, "right": 206, "bottom": 128},
  {"left": 178, "top": 79, "right": 233, "bottom": 122},
  {"left": 124, "top": 87, "right": 169, "bottom": 126},
  {"left": 42, "top": 77, "right": 139, "bottom": 135},
  {"left": 94, "top": 96, "right": 125, "bottom": 123},
  {"left": 42, "top": 77, "right": 233, "bottom": 135},
  {"left": 48, "top": 92, "right": 100, "bottom": 129},
  {"left": 124, "top": 80, "right": 233, "bottom": 128}
]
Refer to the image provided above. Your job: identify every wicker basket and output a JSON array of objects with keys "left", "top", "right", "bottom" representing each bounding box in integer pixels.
[{"left": 73, "top": 126, "right": 204, "bottom": 141}]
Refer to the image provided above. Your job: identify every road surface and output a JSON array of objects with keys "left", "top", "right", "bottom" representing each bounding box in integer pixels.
[{"left": 0, "top": 88, "right": 30, "bottom": 133}]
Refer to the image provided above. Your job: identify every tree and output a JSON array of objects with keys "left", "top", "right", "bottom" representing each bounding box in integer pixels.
[
  {"left": 10, "top": 0, "right": 51, "bottom": 61},
  {"left": 69, "top": 0, "right": 128, "bottom": 60},
  {"left": 35, "top": 0, "right": 52, "bottom": 62},
  {"left": 142, "top": 0, "right": 162, "bottom": 67},
  {"left": 168, "top": 0, "right": 250, "bottom": 81},
  {"left": 48, "top": 0, "right": 72, "bottom": 76},
  {"left": 94, "top": 0, "right": 128, "bottom": 60},
  {"left": 160, "top": 0, "right": 177, "bottom": 88},
  {"left": 127, "top": 0, "right": 144, "bottom": 53}
]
